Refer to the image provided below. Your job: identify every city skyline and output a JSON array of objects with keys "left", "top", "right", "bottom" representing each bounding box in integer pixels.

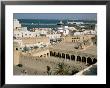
[
  {"left": 14, "top": 13, "right": 97, "bottom": 21},
  {"left": 13, "top": 14, "right": 97, "bottom": 76}
]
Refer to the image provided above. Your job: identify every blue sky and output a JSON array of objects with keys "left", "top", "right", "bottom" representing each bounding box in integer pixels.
[{"left": 14, "top": 13, "right": 97, "bottom": 20}]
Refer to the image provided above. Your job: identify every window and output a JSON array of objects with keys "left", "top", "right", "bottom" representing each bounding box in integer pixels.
[{"left": 16, "top": 48, "right": 18, "bottom": 50}]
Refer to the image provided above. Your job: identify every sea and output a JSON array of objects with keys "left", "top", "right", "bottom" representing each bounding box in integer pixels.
[{"left": 18, "top": 19, "right": 97, "bottom": 30}]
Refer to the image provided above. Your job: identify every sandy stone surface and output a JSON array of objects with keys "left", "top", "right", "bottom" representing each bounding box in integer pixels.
[{"left": 14, "top": 56, "right": 88, "bottom": 75}]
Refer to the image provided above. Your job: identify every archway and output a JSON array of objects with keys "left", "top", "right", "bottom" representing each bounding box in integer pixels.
[
  {"left": 71, "top": 55, "right": 75, "bottom": 61},
  {"left": 87, "top": 57, "right": 92, "bottom": 65},
  {"left": 54, "top": 52, "right": 56, "bottom": 56},
  {"left": 62, "top": 53, "right": 65, "bottom": 58},
  {"left": 66, "top": 54, "right": 70, "bottom": 60},
  {"left": 82, "top": 57, "right": 86, "bottom": 63},
  {"left": 59, "top": 53, "right": 61, "bottom": 58},
  {"left": 47, "top": 53, "right": 49, "bottom": 57},
  {"left": 93, "top": 58, "right": 97, "bottom": 64},
  {"left": 52, "top": 51, "right": 54, "bottom": 56},
  {"left": 50, "top": 51, "right": 52, "bottom": 56},
  {"left": 77, "top": 56, "right": 81, "bottom": 61},
  {"left": 57, "top": 52, "right": 60, "bottom": 57}
]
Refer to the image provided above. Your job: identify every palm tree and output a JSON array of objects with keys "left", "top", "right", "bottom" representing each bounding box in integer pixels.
[
  {"left": 46, "top": 66, "right": 51, "bottom": 75},
  {"left": 54, "top": 62, "right": 70, "bottom": 75}
]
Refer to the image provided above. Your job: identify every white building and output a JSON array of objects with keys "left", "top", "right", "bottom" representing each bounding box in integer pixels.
[
  {"left": 14, "top": 19, "right": 21, "bottom": 29},
  {"left": 83, "top": 30, "right": 96, "bottom": 35},
  {"left": 68, "top": 27, "right": 77, "bottom": 31},
  {"left": 22, "top": 27, "right": 28, "bottom": 31},
  {"left": 74, "top": 32, "right": 84, "bottom": 36},
  {"left": 14, "top": 31, "right": 37, "bottom": 38},
  {"left": 35, "top": 29, "right": 48, "bottom": 36},
  {"left": 67, "top": 20, "right": 84, "bottom": 25},
  {"left": 22, "top": 31, "right": 36, "bottom": 37},
  {"left": 46, "top": 33, "right": 61, "bottom": 40},
  {"left": 74, "top": 30, "right": 96, "bottom": 36},
  {"left": 63, "top": 26, "right": 69, "bottom": 36},
  {"left": 57, "top": 25, "right": 69, "bottom": 36}
]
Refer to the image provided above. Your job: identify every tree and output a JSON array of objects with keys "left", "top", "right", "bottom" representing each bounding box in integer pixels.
[
  {"left": 46, "top": 66, "right": 51, "bottom": 75},
  {"left": 71, "top": 69, "right": 79, "bottom": 75},
  {"left": 34, "top": 46, "right": 39, "bottom": 49},
  {"left": 23, "top": 45, "right": 29, "bottom": 53},
  {"left": 54, "top": 62, "right": 70, "bottom": 75},
  {"left": 74, "top": 42, "right": 82, "bottom": 49},
  {"left": 16, "top": 64, "right": 23, "bottom": 67}
]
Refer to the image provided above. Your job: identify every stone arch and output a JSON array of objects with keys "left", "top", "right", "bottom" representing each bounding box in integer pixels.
[
  {"left": 68, "top": 54, "right": 70, "bottom": 60},
  {"left": 52, "top": 51, "right": 54, "bottom": 56},
  {"left": 93, "top": 58, "right": 97, "bottom": 64},
  {"left": 77, "top": 56, "right": 81, "bottom": 61},
  {"left": 82, "top": 56, "right": 86, "bottom": 63},
  {"left": 71, "top": 55, "right": 75, "bottom": 61},
  {"left": 57, "top": 52, "right": 60, "bottom": 57},
  {"left": 87, "top": 57, "right": 92, "bottom": 65},
  {"left": 59, "top": 53, "right": 62, "bottom": 58},
  {"left": 54, "top": 52, "right": 56, "bottom": 56},
  {"left": 66, "top": 54, "right": 70, "bottom": 60},
  {"left": 66, "top": 54, "right": 68, "bottom": 59},
  {"left": 47, "top": 53, "right": 49, "bottom": 57},
  {"left": 50, "top": 51, "right": 53, "bottom": 56},
  {"left": 62, "top": 53, "right": 65, "bottom": 58}
]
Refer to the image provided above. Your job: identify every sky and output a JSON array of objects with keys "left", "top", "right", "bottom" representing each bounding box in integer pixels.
[{"left": 14, "top": 13, "right": 97, "bottom": 20}]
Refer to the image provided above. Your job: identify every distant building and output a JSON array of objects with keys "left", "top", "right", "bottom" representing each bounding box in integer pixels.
[
  {"left": 14, "top": 19, "right": 21, "bottom": 29},
  {"left": 22, "top": 37, "right": 50, "bottom": 46},
  {"left": 14, "top": 31, "right": 37, "bottom": 38},
  {"left": 63, "top": 26, "right": 69, "bottom": 36},
  {"left": 63, "top": 35, "right": 96, "bottom": 44},
  {"left": 74, "top": 32, "right": 84, "bottom": 36},
  {"left": 46, "top": 33, "right": 61, "bottom": 40},
  {"left": 35, "top": 29, "right": 48, "bottom": 36},
  {"left": 57, "top": 21, "right": 69, "bottom": 36},
  {"left": 67, "top": 20, "right": 84, "bottom": 25}
]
